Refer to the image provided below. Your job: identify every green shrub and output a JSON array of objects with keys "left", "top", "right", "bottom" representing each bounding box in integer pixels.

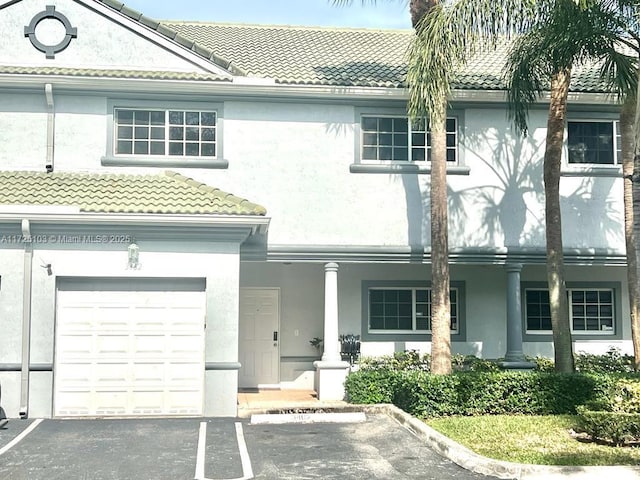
[
  {"left": 583, "top": 376, "right": 640, "bottom": 413},
  {"left": 576, "top": 406, "right": 640, "bottom": 445},
  {"left": 575, "top": 347, "right": 635, "bottom": 374},
  {"left": 343, "top": 368, "right": 401, "bottom": 404},
  {"left": 453, "top": 355, "right": 502, "bottom": 372},
  {"left": 358, "top": 350, "right": 430, "bottom": 371},
  {"left": 530, "top": 347, "right": 636, "bottom": 374},
  {"left": 394, "top": 371, "right": 460, "bottom": 417},
  {"left": 344, "top": 367, "right": 609, "bottom": 418},
  {"left": 529, "top": 356, "right": 555, "bottom": 372}
]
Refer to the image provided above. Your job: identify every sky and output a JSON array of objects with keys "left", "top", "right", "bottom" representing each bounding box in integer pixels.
[{"left": 120, "top": 0, "right": 413, "bottom": 30}]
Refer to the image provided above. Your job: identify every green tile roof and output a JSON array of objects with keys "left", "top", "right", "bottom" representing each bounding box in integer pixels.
[
  {"left": 163, "top": 22, "right": 613, "bottom": 93},
  {"left": 0, "top": 0, "right": 616, "bottom": 94},
  {"left": 164, "top": 22, "right": 411, "bottom": 89},
  {"left": 0, "top": 170, "right": 267, "bottom": 216},
  {"left": 0, "top": 65, "right": 230, "bottom": 82}
]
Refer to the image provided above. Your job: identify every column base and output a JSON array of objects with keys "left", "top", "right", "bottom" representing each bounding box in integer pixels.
[
  {"left": 313, "top": 360, "right": 350, "bottom": 401},
  {"left": 498, "top": 360, "right": 536, "bottom": 370}
]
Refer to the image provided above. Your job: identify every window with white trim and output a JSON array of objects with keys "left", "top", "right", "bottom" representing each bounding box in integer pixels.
[
  {"left": 567, "top": 120, "right": 620, "bottom": 165},
  {"left": 361, "top": 116, "right": 458, "bottom": 163},
  {"left": 114, "top": 109, "right": 217, "bottom": 158},
  {"left": 525, "top": 288, "right": 615, "bottom": 334},
  {"left": 368, "top": 287, "right": 459, "bottom": 333}
]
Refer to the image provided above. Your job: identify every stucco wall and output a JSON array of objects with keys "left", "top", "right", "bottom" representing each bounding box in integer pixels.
[
  {"left": 0, "top": 0, "right": 214, "bottom": 72},
  {"left": 0, "top": 90, "right": 623, "bottom": 253},
  {"left": 0, "top": 237, "right": 242, "bottom": 418},
  {"left": 240, "top": 261, "right": 633, "bottom": 371}
]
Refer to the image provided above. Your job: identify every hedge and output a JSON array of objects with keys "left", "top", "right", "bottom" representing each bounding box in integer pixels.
[
  {"left": 344, "top": 369, "right": 623, "bottom": 418},
  {"left": 576, "top": 407, "right": 640, "bottom": 445}
]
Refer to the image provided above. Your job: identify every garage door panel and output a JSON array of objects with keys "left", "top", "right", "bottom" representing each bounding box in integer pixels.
[
  {"left": 131, "top": 363, "right": 164, "bottom": 383},
  {"left": 95, "top": 363, "right": 129, "bottom": 384},
  {"left": 56, "top": 335, "right": 94, "bottom": 354},
  {"left": 133, "top": 335, "right": 165, "bottom": 354},
  {"left": 96, "top": 335, "right": 130, "bottom": 354},
  {"left": 55, "top": 281, "right": 206, "bottom": 417}
]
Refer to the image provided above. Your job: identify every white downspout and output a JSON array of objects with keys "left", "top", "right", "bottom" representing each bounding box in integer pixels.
[
  {"left": 45, "top": 84, "right": 54, "bottom": 173},
  {"left": 20, "top": 219, "right": 33, "bottom": 418}
]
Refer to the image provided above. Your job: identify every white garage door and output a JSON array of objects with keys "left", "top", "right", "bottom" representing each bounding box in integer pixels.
[{"left": 54, "top": 278, "right": 206, "bottom": 417}]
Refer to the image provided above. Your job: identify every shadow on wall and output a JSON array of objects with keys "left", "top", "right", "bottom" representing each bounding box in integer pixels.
[{"left": 399, "top": 128, "right": 620, "bottom": 251}]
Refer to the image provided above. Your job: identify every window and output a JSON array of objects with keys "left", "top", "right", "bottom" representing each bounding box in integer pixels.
[
  {"left": 115, "top": 109, "right": 217, "bottom": 158},
  {"left": 102, "top": 100, "right": 226, "bottom": 169},
  {"left": 361, "top": 116, "right": 458, "bottom": 163},
  {"left": 368, "top": 287, "right": 459, "bottom": 333},
  {"left": 525, "top": 288, "right": 615, "bottom": 334},
  {"left": 567, "top": 120, "right": 620, "bottom": 165}
]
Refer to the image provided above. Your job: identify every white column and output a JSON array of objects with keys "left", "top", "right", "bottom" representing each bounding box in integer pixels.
[
  {"left": 314, "top": 262, "right": 349, "bottom": 401},
  {"left": 322, "top": 262, "right": 341, "bottom": 362}
]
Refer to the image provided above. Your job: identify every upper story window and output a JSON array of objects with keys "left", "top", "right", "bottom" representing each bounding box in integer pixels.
[
  {"left": 115, "top": 109, "right": 217, "bottom": 158},
  {"left": 567, "top": 120, "right": 620, "bottom": 165},
  {"left": 361, "top": 116, "right": 458, "bottom": 163},
  {"left": 525, "top": 287, "right": 615, "bottom": 335},
  {"left": 368, "top": 286, "right": 459, "bottom": 334},
  {"left": 102, "top": 100, "right": 227, "bottom": 169}
]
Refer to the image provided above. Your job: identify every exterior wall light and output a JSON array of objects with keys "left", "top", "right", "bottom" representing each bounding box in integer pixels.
[{"left": 127, "top": 241, "right": 140, "bottom": 270}]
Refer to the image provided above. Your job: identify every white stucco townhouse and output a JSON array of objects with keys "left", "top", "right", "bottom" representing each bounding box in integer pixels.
[{"left": 0, "top": 0, "right": 632, "bottom": 418}]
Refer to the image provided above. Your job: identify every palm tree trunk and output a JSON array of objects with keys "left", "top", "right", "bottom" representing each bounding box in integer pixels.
[
  {"left": 430, "top": 100, "right": 452, "bottom": 375},
  {"left": 544, "top": 68, "right": 574, "bottom": 373},
  {"left": 410, "top": 0, "right": 436, "bottom": 28},
  {"left": 621, "top": 94, "right": 640, "bottom": 371}
]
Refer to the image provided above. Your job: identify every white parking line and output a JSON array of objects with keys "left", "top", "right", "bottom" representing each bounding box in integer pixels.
[
  {"left": 0, "top": 419, "right": 43, "bottom": 456},
  {"left": 194, "top": 421, "right": 254, "bottom": 480}
]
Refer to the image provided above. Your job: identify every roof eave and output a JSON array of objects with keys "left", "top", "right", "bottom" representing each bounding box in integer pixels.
[
  {"left": 0, "top": 211, "right": 270, "bottom": 235},
  {"left": 0, "top": 74, "right": 621, "bottom": 105}
]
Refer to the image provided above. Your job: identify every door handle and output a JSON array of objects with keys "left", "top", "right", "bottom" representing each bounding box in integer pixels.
[{"left": 273, "top": 331, "right": 278, "bottom": 341}]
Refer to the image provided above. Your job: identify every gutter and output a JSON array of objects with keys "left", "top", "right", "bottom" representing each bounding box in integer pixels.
[
  {"left": 19, "top": 219, "right": 33, "bottom": 419},
  {"left": 0, "top": 74, "right": 623, "bottom": 106},
  {"left": 44, "top": 83, "right": 54, "bottom": 173}
]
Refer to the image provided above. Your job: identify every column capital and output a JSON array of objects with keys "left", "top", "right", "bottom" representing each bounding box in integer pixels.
[
  {"left": 505, "top": 263, "right": 523, "bottom": 273},
  {"left": 324, "top": 262, "right": 339, "bottom": 272}
]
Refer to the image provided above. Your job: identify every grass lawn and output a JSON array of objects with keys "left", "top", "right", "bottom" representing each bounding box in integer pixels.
[{"left": 426, "top": 415, "right": 640, "bottom": 466}]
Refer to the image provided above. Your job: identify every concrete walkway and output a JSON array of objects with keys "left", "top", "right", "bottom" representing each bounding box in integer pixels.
[{"left": 237, "top": 389, "right": 640, "bottom": 480}]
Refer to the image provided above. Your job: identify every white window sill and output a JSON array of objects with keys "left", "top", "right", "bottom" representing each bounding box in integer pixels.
[
  {"left": 350, "top": 163, "right": 470, "bottom": 175},
  {"left": 561, "top": 165, "right": 621, "bottom": 177},
  {"left": 101, "top": 156, "right": 229, "bottom": 169}
]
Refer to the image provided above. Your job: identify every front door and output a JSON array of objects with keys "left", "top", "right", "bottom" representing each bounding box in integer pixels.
[{"left": 238, "top": 288, "right": 280, "bottom": 388}]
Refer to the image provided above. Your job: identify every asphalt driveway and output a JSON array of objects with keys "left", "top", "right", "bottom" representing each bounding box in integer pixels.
[{"left": 0, "top": 414, "right": 500, "bottom": 480}]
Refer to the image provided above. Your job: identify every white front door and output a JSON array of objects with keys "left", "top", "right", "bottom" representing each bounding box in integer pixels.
[
  {"left": 54, "top": 278, "right": 206, "bottom": 417},
  {"left": 238, "top": 288, "right": 280, "bottom": 388}
]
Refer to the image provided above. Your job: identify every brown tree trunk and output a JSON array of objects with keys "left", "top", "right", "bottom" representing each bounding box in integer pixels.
[
  {"left": 410, "top": 0, "right": 436, "bottom": 28},
  {"left": 430, "top": 99, "right": 452, "bottom": 375},
  {"left": 544, "top": 68, "right": 574, "bottom": 373},
  {"left": 627, "top": 88, "right": 640, "bottom": 371},
  {"left": 409, "top": 0, "right": 451, "bottom": 374}
]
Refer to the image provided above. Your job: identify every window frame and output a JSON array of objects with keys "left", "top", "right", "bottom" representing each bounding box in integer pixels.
[
  {"left": 101, "top": 99, "right": 227, "bottom": 169},
  {"left": 361, "top": 280, "right": 466, "bottom": 341},
  {"left": 351, "top": 107, "right": 469, "bottom": 175},
  {"left": 522, "top": 281, "right": 622, "bottom": 341},
  {"left": 562, "top": 113, "right": 622, "bottom": 177}
]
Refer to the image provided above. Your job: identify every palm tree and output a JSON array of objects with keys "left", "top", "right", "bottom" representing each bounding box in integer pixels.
[
  {"left": 621, "top": 93, "right": 640, "bottom": 370},
  {"left": 505, "top": 0, "right": 638, "bottom": 372},
  {"left": 332, "top": 0, "right": 454, "bottom": 374},
  {"left": 335, "top": 0, "right": 640, "bottom": 371}
]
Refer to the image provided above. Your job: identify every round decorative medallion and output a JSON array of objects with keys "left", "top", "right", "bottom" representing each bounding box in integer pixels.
[{"left": 24, "top": 5, "right": 77, "bottom": 59}]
